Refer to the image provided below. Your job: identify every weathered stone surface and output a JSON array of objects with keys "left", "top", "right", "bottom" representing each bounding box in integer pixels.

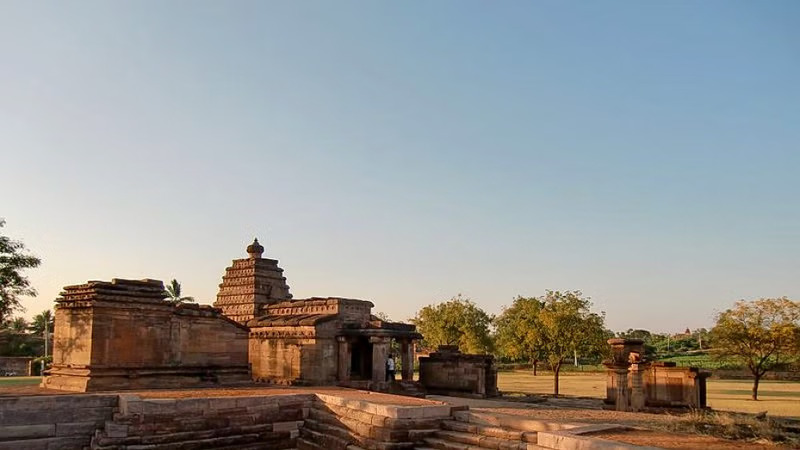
[
  {"left": 603, "top": 338, "right": 710, "bottom": 411},
  {"left": 0, "top": 356, "right": 33, "bottom": 376},
  {"left": 213, "top": 239, "right": 293, "bottom": 324},
  {"left": 42, "top": 279, "right": 250, "bottom": 392},
  {"left": 419, "top": 346, "right": 498, "bottom": 398}
]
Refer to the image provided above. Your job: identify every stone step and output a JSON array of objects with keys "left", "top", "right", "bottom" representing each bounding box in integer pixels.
[
  {"left": 452, "top": 411, "right": 570, "bottom": 433},
  {"left": 422, "top": 436, "right": 481, "bottom": 450},
  {"left": 299, "top": 426, "right": 351, "bottom": 450},
  {"left": 433, "top": 430, "right": 531, "bottom": 450},
  {"left": 92, "top": 429, "right": 292, "bottom": 450},
  {"left": 441, "top": 420, "right": 537, "bottom": 443},
  {"left": 94, "top": 423, "right": 288, "bottom": 446},
  {"left": 0, "top": 436, "right": 89, "bottom": 450},
  {"left": 211, "top": 441, "right": 297, "bottom": 450},
  {"left": 298, "top": 438, "right": 324, "bottom": 450},
  {"left": 302, "top": 418, "right": 358, "bottom": 446}
]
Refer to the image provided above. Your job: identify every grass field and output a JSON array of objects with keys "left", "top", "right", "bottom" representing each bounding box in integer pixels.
[
  {"left": 0, "top": 376, "right": 41, "bottom": 387},
  {"left": 497, "top": 370, "right": 800, "bottom": 418}
]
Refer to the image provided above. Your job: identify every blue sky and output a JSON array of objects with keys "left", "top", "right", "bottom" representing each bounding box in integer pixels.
[{"left": 1, "top": 1, "right": 798, "bottom": 332}]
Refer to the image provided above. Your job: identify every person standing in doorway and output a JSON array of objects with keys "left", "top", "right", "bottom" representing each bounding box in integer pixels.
[{"left": 386, "top": 354, "right": 396, "bottom": 381}]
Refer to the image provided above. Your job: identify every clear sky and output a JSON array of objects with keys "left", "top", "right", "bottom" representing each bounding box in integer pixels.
[{"left": 1, "top": 1, "right": 798, "bottom": 333}]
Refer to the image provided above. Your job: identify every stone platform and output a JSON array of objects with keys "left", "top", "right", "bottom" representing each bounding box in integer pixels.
[{"left": 0, "top": 386, "right": 658, "bottom": 450}]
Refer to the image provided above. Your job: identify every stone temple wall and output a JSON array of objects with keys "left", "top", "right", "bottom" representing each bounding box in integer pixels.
[
  {"left": 43, "top": 279, "right": 250, "bottom": 392},
  {"left": 418, "top": 346, "right": 499, "bottom": 398},
  {"left": 248, "top": 321, "right": 339, "bottom": 385}
]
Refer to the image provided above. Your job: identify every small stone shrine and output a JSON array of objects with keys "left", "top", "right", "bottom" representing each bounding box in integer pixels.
[
  {"left": 603, "top": 338, "right": 710, "bottom": 411},
  {"left": 418, "top": 345, "right": 499, "bottom": 398}
]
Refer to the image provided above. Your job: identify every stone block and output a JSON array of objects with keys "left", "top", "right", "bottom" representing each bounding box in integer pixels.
[
  {"left": 0, "top": 424, "right": 55, "bottom": 439},
  {"left": 142, "top": 399, "right": 177, "bottom": 415},
  {"left": 208, "top": 397, "right": 239, "bottom": 410},
  {"left": 272, "top": 421, "right": 301, "bottom": 432},
  {"left": 54, "top": 421, "right": 100, "bottom": 437},
  {"left": 175, "top": 398, "right": 209, "bottom": 414},
  {"left": 104, "top": 421, "right": 129, "bottom": 438}
]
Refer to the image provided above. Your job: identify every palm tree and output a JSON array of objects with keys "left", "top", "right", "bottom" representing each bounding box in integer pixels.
[
  {"left": 165, "top": 279, "right": 195, "bottom": 305},
  {"left": 30, "top": 310, "right": 54, "bottom": 335},
  {"left": 8, "top": 317, "right": 28, "bottom": 334}
]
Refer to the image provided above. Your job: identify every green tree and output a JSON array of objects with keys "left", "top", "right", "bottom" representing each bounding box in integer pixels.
[
  {"left": 0, "top": 219, "right": 41, "bottom": 324},
  {"left": 411, "top": 295, "right": 493, "bottom": 354},
  {"left": 494, "top": 296, "right": 546, "bottom": 375},
  {"left": 535, "top": 290, "right": 608, "bottom": 397},
  {"left": 164, "top": 279, "right": 195, "bottom": 305},
  {"left": 711, "top": 297, "right": 800, "bottom": 400},
  {"left": 30, "top": 309, "right": 54, "bottom": 336},
  {"left": 8, "top": 316, "right": 29, "bottom": 334}
]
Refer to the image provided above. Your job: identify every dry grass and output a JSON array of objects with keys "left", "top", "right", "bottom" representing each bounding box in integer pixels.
[
  {"left": 497, "top": 370, "right": 800, "bottom": 418},
  {"left": 659, "top": 409, "right": 800, "bottom": 446}
]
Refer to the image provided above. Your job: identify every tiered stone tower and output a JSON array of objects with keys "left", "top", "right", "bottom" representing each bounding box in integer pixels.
[{"left": 213, "top": 238, "right": 292, "bottom": 324}]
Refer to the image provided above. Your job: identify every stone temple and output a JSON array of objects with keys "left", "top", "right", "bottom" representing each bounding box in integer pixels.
[{"left": 43, "top": 239, "right": 421, "bottom": 392}]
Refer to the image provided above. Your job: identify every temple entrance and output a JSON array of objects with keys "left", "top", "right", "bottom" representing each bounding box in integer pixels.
[{"left": 349, "top": 337, "right": 372, "bottom": 380}]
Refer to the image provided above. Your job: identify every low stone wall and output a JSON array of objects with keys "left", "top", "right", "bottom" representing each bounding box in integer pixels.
[
  {"left": 644, "top": 362, "right": 709, "bottom": 409},
  {"left": 418, "top": 346, "right": 498, "bottom": 398},
  {"left": 91, "top": 393, "right": 312, "bottom": 449},
  {"left": 0, "top": 394, "right": 117, "bottom": 450},
  {"left": 0, "top": 392, "right": 448, "bottom": 450},
  {"left": 0, "top": 356, "right": 33, "bottom": 376}
]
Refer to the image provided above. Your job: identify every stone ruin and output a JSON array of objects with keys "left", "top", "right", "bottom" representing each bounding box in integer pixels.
[
  {"left": 418, "top": 345, "right": 498, "bottom": 398},
  {"left": 603, "top": 338, "right": 710, "bottom": 412},
  {"left": 42, "top": 239, "right": 422, "bottom": 392},
  {"left": 0, "top": 356, "right": 33, "bottom": 376},
  {"left": 42, "top": 279, "right": 250, "bottom": 392}
]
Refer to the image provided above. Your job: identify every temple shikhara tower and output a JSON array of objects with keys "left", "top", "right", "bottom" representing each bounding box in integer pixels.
[{"left": 213, "top": 239, "right": 292, "bottom": 323}]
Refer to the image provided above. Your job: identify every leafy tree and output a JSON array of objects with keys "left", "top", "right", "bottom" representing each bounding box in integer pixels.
[
  {"left": 30, "top": 309, "right": 54, "bottom": 336},
  {"left": 0, "top": 219, "right": 41, "bottom": 324},
  {"left": 164, "top": 279, "right": 195, "bottom": 304},
  {"left": 494, "top": 296, "right": 546, "bottom": 375},
  {"left": 411, "top": 295, "right": 493, "bottom": 354},
  {"left": 711, "top": 297, "right": 800, "bottom": 400},
  {"left": 617, "top": 329, "right": 652, "bottom": 341},
  {"left": 535, "top": 290, "right": 607, "bottom": 397}
]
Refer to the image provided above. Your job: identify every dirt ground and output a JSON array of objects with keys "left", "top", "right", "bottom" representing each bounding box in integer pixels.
[{"left": 588, "top": 429, "right": 792, "bottom": 450}]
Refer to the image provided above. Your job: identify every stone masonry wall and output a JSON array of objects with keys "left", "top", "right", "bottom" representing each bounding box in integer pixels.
[
  {"left": 418, "top": 346, "right": 498, "bottom": 398},
  {"left": 0, "top": 356, "right": 33, "bottom": 376},
  {"left": 44, "top": 279, "right": 250, "bottom": 392},
  {"left": 91, "top": 394, "right": 312, "bottom": 449},
  {"left": 0, "top": 394, "right": 118, "bottom": 450},
  {"left": 0, "top": 393, "right": 451, "bottom": 450}
]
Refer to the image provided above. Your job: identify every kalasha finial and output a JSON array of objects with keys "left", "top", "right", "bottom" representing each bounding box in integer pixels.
[{"left": 246, "top": 238, "right": 264, "bottom": 259}]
